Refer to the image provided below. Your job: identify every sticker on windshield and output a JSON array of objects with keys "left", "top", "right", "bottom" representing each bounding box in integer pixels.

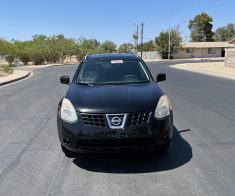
[{"left": 111, "top": 60, "right": 123, "bottom": 64}]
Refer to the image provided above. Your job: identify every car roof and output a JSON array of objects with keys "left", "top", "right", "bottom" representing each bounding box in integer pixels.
[{"left": 84, "top": 53, "right": 141, "bottom": 61}]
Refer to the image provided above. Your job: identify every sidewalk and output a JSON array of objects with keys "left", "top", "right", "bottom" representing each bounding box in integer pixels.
[
  {"left": 20, "top": 63, "right": 65, "bottom": 69},
  {"left": 144, "top": 57, "right": 224, "bottom": 62},
  {"left": 171, "top": 62, "right": 235, "bottom": 80},
  {"left": 13, "top": 63, "right": 66, "bottom": 71},
  {"left": 0, "top": 70, "right": 30, "bottom": 86}
]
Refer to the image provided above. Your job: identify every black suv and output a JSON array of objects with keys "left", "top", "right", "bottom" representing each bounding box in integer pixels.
[{"left": 57, "top": 53, "right": 173, "bottom": 157}]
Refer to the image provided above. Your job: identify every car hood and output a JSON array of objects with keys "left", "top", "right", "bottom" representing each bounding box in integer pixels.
[{"left": 66, "top": 82, "right": 163, "bottom": 113}]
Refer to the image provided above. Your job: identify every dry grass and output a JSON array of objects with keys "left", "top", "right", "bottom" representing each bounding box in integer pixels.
[
  {"left": 181, "top": 62, "right": 235, "bottom": 73},
  {"left": 0, "top": 66, "right": 14, "bottom": 77}
]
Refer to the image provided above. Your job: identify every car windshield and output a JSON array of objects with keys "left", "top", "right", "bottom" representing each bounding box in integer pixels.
[{"left": 77, "top": 60, "right": 150, "bottom": 85}]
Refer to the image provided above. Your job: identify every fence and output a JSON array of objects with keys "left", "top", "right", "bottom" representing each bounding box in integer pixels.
[
  {"left": 138, "top": 51, "right": 161, "bottom": 60},
  {"left": 225, "top": 48, "right": 235, "bottom": 67}
]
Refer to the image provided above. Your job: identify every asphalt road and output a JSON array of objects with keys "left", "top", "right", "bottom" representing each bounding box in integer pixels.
[{"left": 0, "top": 61, "right": 234, "bottom": 196}]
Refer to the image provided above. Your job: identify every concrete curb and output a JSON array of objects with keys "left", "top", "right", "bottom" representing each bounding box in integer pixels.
[
  {"left": 0, "top": 71, "right": 30, "bottom": 86},
  {"left": 20, "top": 63, "right": 77, "bottom": 69},
  {"left": 0, "top": 63, "right": 76, "bottom": 87}
]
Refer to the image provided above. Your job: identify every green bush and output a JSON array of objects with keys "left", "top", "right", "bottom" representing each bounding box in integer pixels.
[
  {"left": 19, "top": 53, "right": 30, "bottom": 65},
  {"left": 0, "top": 66, "right": 14, "bottom": 74},
  {"left": 31, "top": 53, "right": 44, "bottom": 65},
  {"left": 5, "top": 55, "right": 15, "bottom": 65},
  {"left": 76, "top": 50, "right": 87, "bottom": 61}
]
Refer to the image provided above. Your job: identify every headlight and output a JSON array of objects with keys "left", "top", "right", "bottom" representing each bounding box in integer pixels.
[
  {"left": 154, "top": 95, "right": 171, "bottom": 119},
  {"left": 61, "top": 98, "right": 78, "bottom": 123}
]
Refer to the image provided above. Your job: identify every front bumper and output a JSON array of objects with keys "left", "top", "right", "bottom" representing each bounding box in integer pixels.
[{"left": 57, "top": 111, "right": 173, "bottom": 153}]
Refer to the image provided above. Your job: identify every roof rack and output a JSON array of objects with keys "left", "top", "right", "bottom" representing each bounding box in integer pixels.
[{"left": 128, "top": 51, "right": 140, "bottom": 58}]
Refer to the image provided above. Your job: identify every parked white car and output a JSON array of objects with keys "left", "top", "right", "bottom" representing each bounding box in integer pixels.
[{"left": 12, "top": 59, "right": 23, "bottom": 67}]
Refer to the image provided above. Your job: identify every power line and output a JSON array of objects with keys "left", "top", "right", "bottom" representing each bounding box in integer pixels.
[
  {"left": 131, "top": 0, "right": 222, "bottom": 46},
  {"left": 175, "top": 0, "right": 221, "bottom": 28},
  {"left": 144, "top": 0, "right": 219, "bottom": 41},
  {"left": 142, "top": 0, "right": 194, "bottom": 46},
  {"left": 144, "top": 0, "right": 194, "bottom": 26}
]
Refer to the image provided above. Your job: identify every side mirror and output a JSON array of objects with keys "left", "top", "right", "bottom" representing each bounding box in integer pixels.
[
  {"left": 156, "top": 73, "right": 166, "bottom": 82},
  {"left": 60, "top": 76, "right": 70, "bottom": 84}
]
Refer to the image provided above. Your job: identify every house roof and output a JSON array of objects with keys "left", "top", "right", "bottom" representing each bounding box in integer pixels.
[
  {"left": 228, "top": 37, "right": 235, "bottom": 44},
  {"left": 180, "top": 42, "right": 234, "bottom": 48}
]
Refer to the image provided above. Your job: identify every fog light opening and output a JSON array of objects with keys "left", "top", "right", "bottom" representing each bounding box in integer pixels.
[
  {"left": 163, "top": 134, "right": 169, "bottom": 140},
  {"left": 63, "top": 138, "right": 70, "bottom": 145}
]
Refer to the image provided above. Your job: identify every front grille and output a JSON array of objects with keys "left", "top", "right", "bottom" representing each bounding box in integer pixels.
[
  {"left": 126, "top": 111, "right": 151, "bottom": 126},
  {"left": 80, "top": 113, "right": 106, "bottom": 127},
  {"left": 80, "top": 111, "right": 151, "bottom": 127}
]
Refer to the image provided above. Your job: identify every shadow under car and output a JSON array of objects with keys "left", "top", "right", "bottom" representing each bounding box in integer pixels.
[{"left": 73, "top": 126, "right": 192, "bottom": 174}]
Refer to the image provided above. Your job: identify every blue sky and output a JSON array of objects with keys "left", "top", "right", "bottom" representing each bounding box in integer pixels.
[{"left": 0, "top": 0, "right": 234, "bottom": 45}]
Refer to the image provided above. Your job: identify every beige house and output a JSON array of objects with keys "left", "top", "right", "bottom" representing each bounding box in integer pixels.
[{"left": 173, "top": 42, "right": 235, "bottom": 59}]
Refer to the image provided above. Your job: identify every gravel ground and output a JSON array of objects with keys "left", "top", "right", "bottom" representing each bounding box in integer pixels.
[{"left": 171, "top": 62, "right": 235, "bottom": 80}]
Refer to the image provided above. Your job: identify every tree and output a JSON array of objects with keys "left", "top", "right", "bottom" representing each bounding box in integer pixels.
[
  {"left": 188, "top": 12, "right": 214, "bottom": 42},
  {"left": 118, "top": 43, "right": 134, "bottom": 52},
  {"left": 133, "top": 34, "right": 138, "bottom": 41},
  {"left": 133, "top": 34, "right": 139, "bottom": 50},
  {"left": 0, "top": 39, "right": 15, "bottom": 65},
  {"left": 142, "top": 40, "right": 156, "bottom": 51},
  {"left": 1, "top": 35, "right": 119, "bottom": 65},
  {"left": 0, "top": 39, "right": 14, "bottom": 56},
  {"left": 29, "top": 35, "right": 49, "bottom": 64},
  {"left": 48, "top": 35, "right": 78, "bottom": 63},
  {"left": 100, "top": 40, "right": 117, "bottom": 53},
  {"left": 13, "top": 40, "right": 32, "bottom": 65},
  {"left": 214, "top": 23, "right": 235, "bottom": 41},
  {"left": 155, "top": 28, "right": 182, "bottom": 59},
  {"left": 26, "top": 34, "right": 79, "bottom": 64},
  {"left": 78, "top": 38, "right": 100, "bottom": 51},
  {"left": 76, "top": 48, "right": 87, "bottom": 61},
  {"left": 5, "top": 55, "right": 15, "bottom": 65},
  {"left": 76, "top": 38, "right": 101, "bottom": 59},
  {"left": 75, "top": 38, "right": 101, "bottom": 60}
]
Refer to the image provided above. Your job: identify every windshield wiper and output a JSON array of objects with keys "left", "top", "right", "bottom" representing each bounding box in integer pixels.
[
  {"left": 104, "top": 81, "right": 149, "bottom": 85},
  {"left": 77, "top": 82, "right": 94, "bottom": 86},
  {"left": 103, "top": 82, "right": 124, "bottom": 85}
]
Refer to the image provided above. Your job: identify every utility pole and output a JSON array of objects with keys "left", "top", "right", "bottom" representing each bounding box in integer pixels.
[
  {"left": 140, "top": 22, "right": 144, "bottom": 58},
  {"left": 168, "top": 8, "right": 175, "bottom": 60},
  {"left": 132, "top": 24, "right": 139, "bottom": 52},
  {"left": 136, "top": 25, "right": 139, "bottom": 50}
]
